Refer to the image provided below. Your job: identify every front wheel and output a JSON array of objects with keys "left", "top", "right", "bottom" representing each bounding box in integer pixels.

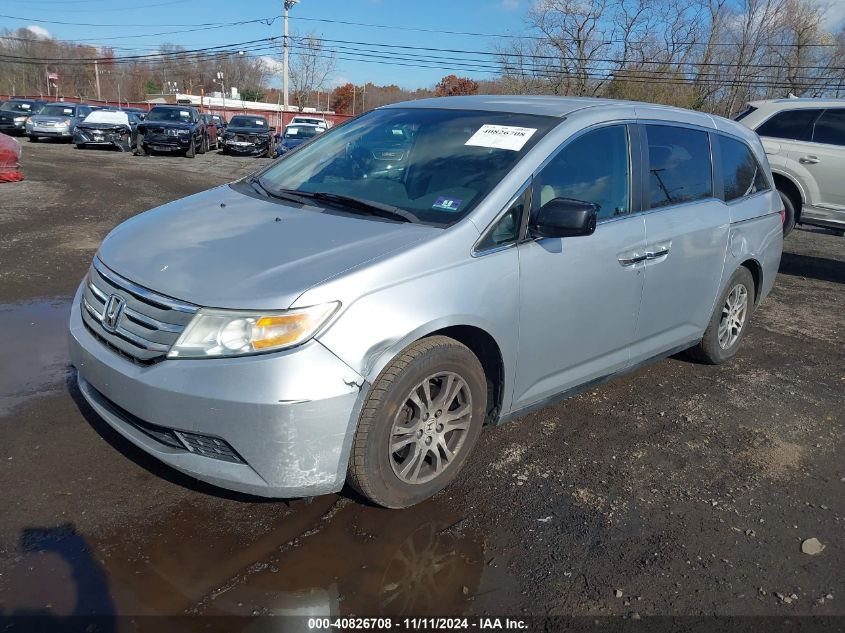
[
  {"left": 185, "top": 138, "right": 196, "bottom": 158},
  {"left": 348, "top": 336, "right": 487, "bottom": 509},
  {"left": 197, "top": 134, "right": 207, "bottom": 155},
  {"left": 688, "top": 267, "right": 755, "bottom": 365},
  {"left": 28, "top": 135, "right": 39, "bottom": 142}
]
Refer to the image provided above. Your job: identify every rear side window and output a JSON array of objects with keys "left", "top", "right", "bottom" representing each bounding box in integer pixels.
[
  {"left": 755, "top": 109, "right": 820, "bottom": 141},
  {"left": 718, "top": 135, "right": 771, "bottom": 202},
  {"left": 811, "top": 109, "right": 845, "bottom": 146},
  {"left": 645, "top": 125, "right": 712, "bottom": 209},
  {"left": 534, "top": 125, "right": 630, "bottom": 221}
]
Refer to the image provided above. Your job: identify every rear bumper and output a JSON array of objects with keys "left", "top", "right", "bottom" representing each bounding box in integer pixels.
[{"left": 68, "top": 284, "right": 367, "bottom": 498}]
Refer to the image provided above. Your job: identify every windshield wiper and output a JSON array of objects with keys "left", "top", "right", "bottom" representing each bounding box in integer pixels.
[
  {"left": 308, "top": 192, "right": 418, "bottom": 223},
  {"left": 249, "top": 183, "right": 418, "bottom": 224}
]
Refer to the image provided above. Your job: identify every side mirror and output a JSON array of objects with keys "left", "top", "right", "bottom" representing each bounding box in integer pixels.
[{"left": 529, "top": 197, "right": 598, "bottom": 239}]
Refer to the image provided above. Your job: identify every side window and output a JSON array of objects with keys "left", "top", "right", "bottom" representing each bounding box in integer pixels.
[
  {"left": 645, "top": 125, "right": 712, "bottom": 209},
  {"left": 533, "top": 125, "right": 630, "bottom": 221},
  {"left": 718, "top": 135, "right": 771, "bottom": 202},
  {"left": 811, "top": 109, "right": 845, "bottom": 146},
  {"left": 476, "top": 186, "right": 529, "bottom": 251},
  {"left": 755, "top": 109, "right": 820, "bottom": 141}
]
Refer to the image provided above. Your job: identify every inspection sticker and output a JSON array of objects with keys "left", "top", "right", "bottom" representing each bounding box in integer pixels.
[
  {"left": 465, "top": 124, "right": 537, "bottom": 151},
  {"left": 432, "top": 197, "right": 463, "bottom": 212}
]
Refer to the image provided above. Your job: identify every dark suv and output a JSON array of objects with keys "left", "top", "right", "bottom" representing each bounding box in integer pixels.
[{"left": 135, "top": 105, "right": 207, "bottom": 157}]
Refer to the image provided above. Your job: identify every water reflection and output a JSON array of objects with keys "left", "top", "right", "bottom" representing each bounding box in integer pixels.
[
  {"left": 0, "top": 299, "right": 71, "bottom": 416},
  {"left": 0, "top": 495, "right": 485, "bottom": 620}
]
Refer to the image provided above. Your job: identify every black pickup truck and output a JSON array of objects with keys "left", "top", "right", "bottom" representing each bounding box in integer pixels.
[{"left": 135, "top": 105, "right": 207, "bottom": 157}]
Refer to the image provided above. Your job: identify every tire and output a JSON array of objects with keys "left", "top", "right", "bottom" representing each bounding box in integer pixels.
[
  {"left": 778, "top": 189, "right": 797, "bottom": 236},
  {"left": 348, "top": 336, "right": 487, "bottom": 509},
  {"left": 688, "top": 267, "right": 755, "bottom": 365},
  {"left": 75, "top": 143, "right": 85, "bottom": 149},
  {"left": 28, "top": 135, "right": 38, "bottom": 143},
  {"left": 135, "top": 134, "right": 146, "bottom": 156},
  {"left": 265, "top": 137, "right": 275, "bottom": 158},
  {"left": 185, "top": 138, "right": 196, "bottom": 158},
  {"left": 198, "top": 134, "right": 207, "bottom": 155}
]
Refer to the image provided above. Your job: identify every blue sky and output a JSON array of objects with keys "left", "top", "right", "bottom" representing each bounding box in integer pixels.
[{"left": 1, "top": 0, "right": 529, "bottom": 89}]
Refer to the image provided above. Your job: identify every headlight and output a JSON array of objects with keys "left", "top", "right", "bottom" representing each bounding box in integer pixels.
[
  {"left": 62, "top": 118, "right": 72, "bottom": 126},
  {"left": 24, "top": 118, "right": 33, "bottom": 127},
  {"left": 14, "top": 116, "right": 27, "bottom": 123},
  {"left": 167, "top": 302, "right": 339, "bottom": 359}
]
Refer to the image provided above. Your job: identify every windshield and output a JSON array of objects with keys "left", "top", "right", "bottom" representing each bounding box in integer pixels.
[
  {"left": 258, "top": 107, "right": 558, "bottom": 226},
  {"left": 146, "top": 108, "right": 192, "bottom": 122},
  {"left": 1, "top": 101, "right": 37, "bottom": 112},
  {"left": 39, "top": 104, "right": 75, "bottom": 117},
  {"left": 284, "top": 125, "right": 319, "bottom": 139},
  {"left": 230, "top": 116, "right": 267, "bottom": 128}
]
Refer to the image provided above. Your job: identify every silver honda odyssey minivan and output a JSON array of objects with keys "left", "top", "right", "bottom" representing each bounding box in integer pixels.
[{"left": 69, "top": 96, "right": 783, "bottom": 508}]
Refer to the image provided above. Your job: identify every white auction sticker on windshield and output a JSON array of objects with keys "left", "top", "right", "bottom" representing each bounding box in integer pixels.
[{"left": 465, "top": 124, "right": 537, "bottom": 151}]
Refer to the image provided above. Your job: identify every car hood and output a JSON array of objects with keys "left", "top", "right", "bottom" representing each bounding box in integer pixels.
[
  {"left": 226, "top": 126, "right": 270, "bottom": 135},
  {"left": 282, "top": 137, "right": 306, "bottom": 148},
  {"left": 31, "top": 115, "right": 71, "bottom": 123},
  {"left": 96, "top": 184, "right": 436, "bottom": 310}
]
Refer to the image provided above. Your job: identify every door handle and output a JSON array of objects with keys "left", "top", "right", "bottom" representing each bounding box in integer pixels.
[
  {"left": 646, "top": 248, "right": 670, "bottom": 260},
  {"left": 799, "top": 155, "right": 820, "bottom": 165},
  {"left": 618, "top": 253, "right": 647, "bottom": 267}
]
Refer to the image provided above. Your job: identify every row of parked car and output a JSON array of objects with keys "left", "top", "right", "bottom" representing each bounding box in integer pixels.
[{"left": 0, "top": 98, "right": 330, "bottom": 160}]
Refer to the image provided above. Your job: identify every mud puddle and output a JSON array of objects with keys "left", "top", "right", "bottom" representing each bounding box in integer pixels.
[
  {"left": 0, "top": 298, "right": 71, "bottom": 416},
  {"left": 0, "top": 494, "right": 495, "bottom": 621}
]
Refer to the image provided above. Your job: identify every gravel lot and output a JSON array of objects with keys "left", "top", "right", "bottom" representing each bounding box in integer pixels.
[{"left": 0, "top": 140, "right": 842, "bottom": 621}]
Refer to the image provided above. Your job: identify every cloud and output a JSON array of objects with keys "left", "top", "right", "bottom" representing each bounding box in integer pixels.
[
  {"left": 260, "top": 55, "right": 284, "bottom": 74},
  {"left": 500, "top": 0, "right": 519, "bottom": 10},
  {"left": 26, "top": 25, "right": 51, "bottom": 39}
]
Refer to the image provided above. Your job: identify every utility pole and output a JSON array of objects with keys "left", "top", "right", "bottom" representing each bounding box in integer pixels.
[
  {"left": 94, "top": 60, "right": 102, "bottom": 101},
  {"left": 283, "top": 0, "right": 299, "bottom": 117}
]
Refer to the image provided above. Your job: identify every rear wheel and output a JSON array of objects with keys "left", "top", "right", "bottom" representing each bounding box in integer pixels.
[
  {"left": 348, "top": 336, "right": 487, "bottom": 509},
  {"left": 688, "top": 267, "right": 755, "bottom": 365},
  {"left": 778, "top": 189, "right": 797, "bottom": 236}
]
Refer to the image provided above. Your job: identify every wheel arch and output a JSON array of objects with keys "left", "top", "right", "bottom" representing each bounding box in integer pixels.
[
  {"left": 425, "top": 325, "right": 505, "bottom": 425},
  {"left": 739, "top": 257, "right": 763, "bottom": 305},
  {"left": 772, "top": 171, "right": 804, "bottom": 222}
]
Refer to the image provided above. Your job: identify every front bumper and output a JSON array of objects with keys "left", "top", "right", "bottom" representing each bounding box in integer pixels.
[
  {"left": 28, "top": 124, "right": 71, "bottom": 137},
  {"left": 141, "top": 134, "right": 192, "bottom": 151},
  {"left": 0, "top": 122, "right": 25, "bottom": 135},
  {"left": 222, "top": 138, "right": 269, "bottom": 155},
  {"left": 68, "top": 284, "right": 367, "bottom": 498}
]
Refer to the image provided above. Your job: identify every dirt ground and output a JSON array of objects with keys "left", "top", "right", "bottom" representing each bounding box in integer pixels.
[{"left": 0, "top": 140, "right": 842, "bottom": 623}]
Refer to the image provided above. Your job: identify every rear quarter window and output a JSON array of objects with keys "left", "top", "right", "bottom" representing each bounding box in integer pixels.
[{"left": 717, "top": 135, "right": 771, "bottom": 202}]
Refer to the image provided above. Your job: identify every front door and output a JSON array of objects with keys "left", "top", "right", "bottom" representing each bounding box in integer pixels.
[{"left": 513, "top": 124, "right": 647, "bottom": 411}]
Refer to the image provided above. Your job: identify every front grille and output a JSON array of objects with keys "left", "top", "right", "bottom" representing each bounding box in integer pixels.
[
  {"left": 80, "top": 258, "right": 197, "bottom": 363},
  {"left": 86, "top": 382, "right": 244, "bottom": 463}
]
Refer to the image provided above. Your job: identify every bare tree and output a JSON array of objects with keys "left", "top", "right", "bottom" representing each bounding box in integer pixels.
[{"left": 287, "top": 33, "right": 336, "bottom": 109}]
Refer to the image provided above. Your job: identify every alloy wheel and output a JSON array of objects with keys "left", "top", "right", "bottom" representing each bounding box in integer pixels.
[
  {"left": 718, "top": 284, "right": 748, "bottom": 349},
  {"left": 389, "top": 372, "right": 472, "bottom": 485}
]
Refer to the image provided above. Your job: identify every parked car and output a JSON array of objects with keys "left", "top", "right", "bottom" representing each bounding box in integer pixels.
[
  {"left": 74, "top": 109, "right": 139, "bottom": 151},
  {"left": 220, "top": 115, "right": 275, "bottom": 156},
  {"left": 736, "top": 98, "right": 845, "bottom": 235},
  {"left": 290, "top": 115, "right": 331, "bottom": 129},
  {"left": 25, "top": 102, "right": 96, "bottom": 142},
  {"left": 68, "top": 96, "right": 783, "bottom": 509},
  {"left": 0, "top": 99, "right": 47, "bottom": 136},
  {"left": 135, "top": 105, "right": 206, "bottom": 157},
  {"left": 199, "top": 113, "right": 220, "bottom": 150},
  {"left": 274, "top": 122, "right": 323, "bottom": 156},
  {"left": 210, "top": 114, "right": 226, "bottom": 129},
  {"left": 120, "top": 107, "right": 148, "bottom": 121}
]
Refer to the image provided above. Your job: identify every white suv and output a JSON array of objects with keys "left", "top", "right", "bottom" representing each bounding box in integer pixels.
[{"left": 737, "top": 98, "right": 845, "bottom": 235}]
